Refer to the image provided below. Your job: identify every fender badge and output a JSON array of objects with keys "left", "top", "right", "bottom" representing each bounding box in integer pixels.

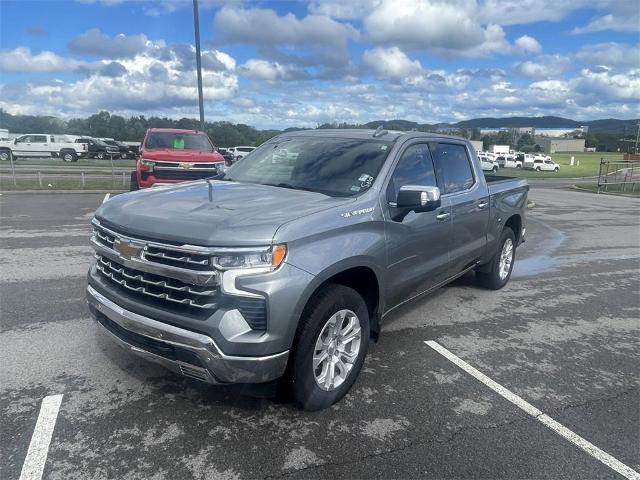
[{"left": 341, "top": 207, "right": 375, "bottom": 218}]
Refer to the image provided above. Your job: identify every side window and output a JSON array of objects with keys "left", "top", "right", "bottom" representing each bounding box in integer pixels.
[
  {"left": 17, "top": 135, "right": 31, "bottom": 143},
  {"left": 430, "top": 143, "right": 474, "bottom": 194},
  {"left": 387, "top": 144, "right": 437, "bottom": 203},
  {"left": 32, "top": 135, "right": 47, "bottom": 143}
]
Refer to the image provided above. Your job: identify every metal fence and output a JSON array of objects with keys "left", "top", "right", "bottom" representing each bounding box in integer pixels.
[
  {"left": 1, "top": 154, "right": 133, "bottom": 191},
  {"left": 597, "top": 160, "right": 639, "bottom": 194}
]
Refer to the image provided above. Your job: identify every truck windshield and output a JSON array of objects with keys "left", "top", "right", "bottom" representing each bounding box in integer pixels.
[
  {"left": 145, "top": 132, "right": 213, "bottom": 151},
  {"left": 223, "top": 136, "right": 393, "bottom": 197}
]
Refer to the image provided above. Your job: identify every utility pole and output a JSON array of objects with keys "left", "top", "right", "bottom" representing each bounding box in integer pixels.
[
  {"left": 192, "top": 0, "right": 205, "bottom": 130},
  {"left": 635, "top": 122, "right": 640, "bottom": 154}
]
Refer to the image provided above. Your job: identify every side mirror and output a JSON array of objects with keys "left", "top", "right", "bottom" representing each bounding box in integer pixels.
[
  {"left": 395, "top": 185, "right": 441, "bottom": 212},
  {"left": 14, "top": 139, "right": 18, "bottom": 144}
]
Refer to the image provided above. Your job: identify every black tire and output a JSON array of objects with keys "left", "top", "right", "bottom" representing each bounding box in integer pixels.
[
  {"left": 0, "top": 150, "right": 10, "bottom": 162},
  {"left": 61, "top": 151, "right": 77, "bottom": 162},
  {"left": 516, "top": 164, "right": 522, "bottom": 169},
  {"left": 554, "top": 167, "right": 559, "bottom": 172},
  {"left": 476, "top": 227, "right": 516, "bottom": 290},
  {"left": 129, "top": 171, "right": 139, "bottom": 191},
  {"left": 96, "top": 152, "right": 105, "bottom": 160},
  {"left": 492, "top": 166, "right": 498, "bottom": 174},
  {"left": 284, "top": 284, "right": 370, "bottom": 411},
  {"left": 535, "top": 166, "right": 541, "bottom": 172}
]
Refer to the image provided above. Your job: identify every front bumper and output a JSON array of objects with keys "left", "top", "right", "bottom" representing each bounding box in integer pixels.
[{"left": 87, "top": 285, "right": 289, "bottom": 384}]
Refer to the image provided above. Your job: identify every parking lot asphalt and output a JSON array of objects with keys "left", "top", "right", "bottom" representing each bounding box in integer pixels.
[{"left": 1, "top": 187, "right": 639, "bottom": 480}]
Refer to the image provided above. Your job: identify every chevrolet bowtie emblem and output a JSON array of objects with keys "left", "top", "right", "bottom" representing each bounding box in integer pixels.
[
  {"left": 113, "top": 239, "right": 142, "bottom": 259},
  {"left": 179, "top": 162, "right": 193, "bottom": 169}
]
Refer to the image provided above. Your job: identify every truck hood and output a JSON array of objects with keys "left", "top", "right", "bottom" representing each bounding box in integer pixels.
[
  {"left": 95, "top": 180, "right": 352, "bottom": 246},
  {"left": 142, "top": 149, "right": 224, "bottom": 163}
]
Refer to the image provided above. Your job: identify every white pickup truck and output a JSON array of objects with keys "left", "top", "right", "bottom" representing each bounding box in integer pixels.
[{"left": 0, "top": 134, "right": 88, "bottom": 162}]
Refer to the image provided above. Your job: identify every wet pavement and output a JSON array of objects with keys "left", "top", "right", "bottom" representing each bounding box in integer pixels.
[{"left": 1, "top": 188, "right": 638, "bottom": 479}]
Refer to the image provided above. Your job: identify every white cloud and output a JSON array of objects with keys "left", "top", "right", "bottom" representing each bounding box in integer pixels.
[
  {"left": 572, "top": 1, "right": 640, "bottom": 34},
  {"left": 515, "top": 55, "right": 571, "bottom": 78},
  {"left": 213, "top": 6, "right": 359, "bottom": 48},
  {"left": 362, "top": 46, "right": 424, "bottom": 79},
  {"left": 239, "top": 59, "right": 301, "bottom": 82},
  {"left": 0, "top": 47, "right": 82, "bottom": 73},
  {"left": 515, "top": 35, "right": 542, "bottom": 54},
  {"left": 575, "top": 42, "right": 640, "bottom": 69},
  {"left": 363, "top": 0, "right": 510, "bottom": 57},
  {"left": 68, "top": 29, "right": 156, "bottom": 59}
]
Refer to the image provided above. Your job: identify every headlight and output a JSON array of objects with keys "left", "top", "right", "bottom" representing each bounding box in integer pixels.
[
  {"left": 140, "top": 158, "right": 155, "bottom": 167},
  {"left": 212, "top": 244, "right": 287, "bottom": 270}
]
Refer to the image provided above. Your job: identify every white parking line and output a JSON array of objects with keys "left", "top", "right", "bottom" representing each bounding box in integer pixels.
[
  {"left": 102, "top": 193, "right": 110, "bottom": 203},
  {"left": 424, "top": 341, "right": 640, "bottom": 480},
  {"left": 19, "top": 394, "right": 63, "bottom": 480}
]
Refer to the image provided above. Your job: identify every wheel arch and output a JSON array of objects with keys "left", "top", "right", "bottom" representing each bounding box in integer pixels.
[
  {"left": 294, "top": 261, "right": 383, "bottom": 341},
  {"left": 504, "top": 214, "right": 522, "bottom": 244}
]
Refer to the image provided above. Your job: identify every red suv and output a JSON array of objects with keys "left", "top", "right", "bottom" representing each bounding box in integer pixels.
[{"left": 131, "top": 128, "right": 225, "bottom": 190}]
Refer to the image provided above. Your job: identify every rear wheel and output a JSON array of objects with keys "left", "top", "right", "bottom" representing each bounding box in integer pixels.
[
  {"left": 535, "top": 166, "right": 541, "bottom": 171},
  {"left": 492, "top": 166, "right": 498, "bottom": 174},
  {"left": 516, "top": 164, "right": 522, "bottom": 169},
  {"left": 554, "top": 167, "right": 559, "bottom": 172},
  {"left": 476, "top": 227, "right": 516, "bottom": 290},
  {"left": 61, "top": 151, "right": 77, "bottom": 162},
  {"left": 96, "top": 152, "right": 105, "bottom": 160},
  {"left": 285, "top": 284, "right": 369, "bottom": 411}
]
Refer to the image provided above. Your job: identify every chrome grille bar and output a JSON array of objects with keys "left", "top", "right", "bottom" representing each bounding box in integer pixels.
[{"left": 96, "top": 255, "right": 217, "bottom": 309}]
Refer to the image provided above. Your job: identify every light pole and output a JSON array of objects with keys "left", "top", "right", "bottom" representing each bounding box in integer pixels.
[
  {"left": 192, "top": 0, "right": 205, "bottom": 130},
  {"left": 635, "top": 122, "right": 640, "bottom": 154}
]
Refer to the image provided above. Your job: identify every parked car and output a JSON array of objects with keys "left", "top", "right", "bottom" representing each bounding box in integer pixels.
[
  {"left": 0, "top": 134, "right": 88, "bottom": 162},
  {"left": 217, "top": 147, "right": 236, "bottom": 166},
  {"left": 229, "top": 146, "right": 256, "bottom": 161},
  {"left": 479, "top": 154, "right": 499, "bottom": 173},
  {"left": 75, "top": 138, "right": 120, "bottom": 160},
  {"left": 100, "top": 138, "right": 133, "bottom": 159},
  {"left": 498, "top": 155, "right": 523, "bottom": 169},
  {"left": 131, "top": 128, "right": 225, "bottom": 190},
  {"left": 530, "top": 159, "right": 560, "bottom": 172},
  {"left": 87, "top": 129, "right": 528, "bottom": 411},
  {"left": 521, "top": 154, "right": 537, "bottom": 169}
]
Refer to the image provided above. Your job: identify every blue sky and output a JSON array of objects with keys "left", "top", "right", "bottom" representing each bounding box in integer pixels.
[{"left": 0, "top": 0, "right": 638, "bottom": 128}]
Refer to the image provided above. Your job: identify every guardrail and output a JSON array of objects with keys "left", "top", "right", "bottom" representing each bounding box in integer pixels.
[
  {"left": 597, "top": 160, "right": 639, "bottom": 194},
  {"left": 1, "top": 154, "right": 132, "bottom": 190}
]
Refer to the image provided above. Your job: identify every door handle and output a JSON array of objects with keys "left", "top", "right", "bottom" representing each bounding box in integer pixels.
[
  {"left": 477, "top": 201, "right": 488, "bottom": 209},
  {"left": 436, "top": 212, "right": 450, "bottom": 221}
]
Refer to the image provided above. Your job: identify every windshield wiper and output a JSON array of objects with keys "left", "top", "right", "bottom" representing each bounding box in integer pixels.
[{"left": 265, "top": 183, "right": 321, "bottom": 193}]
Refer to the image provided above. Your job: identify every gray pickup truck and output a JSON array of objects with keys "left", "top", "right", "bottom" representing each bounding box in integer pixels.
[{"left": 87, "top": 129, "right": 528, "bottom": 410}]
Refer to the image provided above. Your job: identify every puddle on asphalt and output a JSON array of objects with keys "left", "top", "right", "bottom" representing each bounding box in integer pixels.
[{"left": 512, "top": 217, "right": 566, "bottom": 278}]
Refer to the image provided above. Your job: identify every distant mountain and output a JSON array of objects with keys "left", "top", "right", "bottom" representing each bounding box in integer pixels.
[{"left": 363, "top": 116, "right": 638, "bottom": 135}]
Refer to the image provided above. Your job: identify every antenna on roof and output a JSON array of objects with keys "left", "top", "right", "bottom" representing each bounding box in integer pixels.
[{"left": 373, "top": 125, "right": 388, "bottom": 138}]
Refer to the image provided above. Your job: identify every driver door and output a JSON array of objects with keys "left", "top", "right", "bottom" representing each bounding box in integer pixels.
[{"left": 384, "top": 142, "right": 452, "bottom": 309}]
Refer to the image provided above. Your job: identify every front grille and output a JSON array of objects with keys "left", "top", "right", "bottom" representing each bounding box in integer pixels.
[
  {"left": 93, "top": 223, "right": 213, "bottom": 272},
  {"left": 96, "top": 255, "right": 218, "bottom": 309},
  {"left": 144, "top": 170, "right": 216, "bottom": 181}
]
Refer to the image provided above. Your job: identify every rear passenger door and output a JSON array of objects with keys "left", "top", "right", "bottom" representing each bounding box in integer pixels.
[{"left": 430, "top": 142, "right": 489, "bottom": 277}]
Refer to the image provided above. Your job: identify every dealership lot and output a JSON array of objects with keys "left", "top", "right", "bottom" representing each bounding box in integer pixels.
[{"left": 1, "top": 188, "right": 638, "bottom": 479}]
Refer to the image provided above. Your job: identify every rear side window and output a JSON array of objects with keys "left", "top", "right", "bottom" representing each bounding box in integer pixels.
[
  {"left": 429, "top": 143, "right": 474, "bottom": 194},
  {"left": 387, "top": 144, "right": 437, "bottom": 203}
]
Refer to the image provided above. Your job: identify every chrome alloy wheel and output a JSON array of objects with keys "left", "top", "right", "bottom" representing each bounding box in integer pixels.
[
  {"left": 313, "top": 309, "right": 362, "bottom": 391},
  {"left": 499, "top": 238, "right": 514, "bottom": 280}
]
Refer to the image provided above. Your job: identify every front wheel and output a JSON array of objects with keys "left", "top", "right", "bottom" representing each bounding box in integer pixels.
[
  {"left": 516, "top": 164, "right": 522, "bottom": 169},
  {"left": 535, "top": 166, "right": 541, "bottom": 171},
  {"left": 96, "top": 152, "right": 105, "bottom": 160},
  {"left": 0, "top": 150, "right": 10, "bottom": 162},
  {"left": 476, "top": 227, "right": 516, "bottom": 290},
  {"left": 492, "top": 166, "right": 498, "bottom": 174},
  {"left": 554, "top": 167, "right": 559, "bottom": 172},
  {"left": 285, "top": 284, "right": 369, "bottom": 411},
  {"left": 129, "top": 171, "right": 139, "bottom": 191}
]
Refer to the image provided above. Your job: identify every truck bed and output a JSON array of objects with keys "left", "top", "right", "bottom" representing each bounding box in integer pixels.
[{"left": 485, "top": 174, "right": 529, "bottom": 196}]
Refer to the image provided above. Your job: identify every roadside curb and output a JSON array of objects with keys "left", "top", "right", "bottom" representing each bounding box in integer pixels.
[{"left": 0, "top": 190, "right": 126, "bottom": 195}]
